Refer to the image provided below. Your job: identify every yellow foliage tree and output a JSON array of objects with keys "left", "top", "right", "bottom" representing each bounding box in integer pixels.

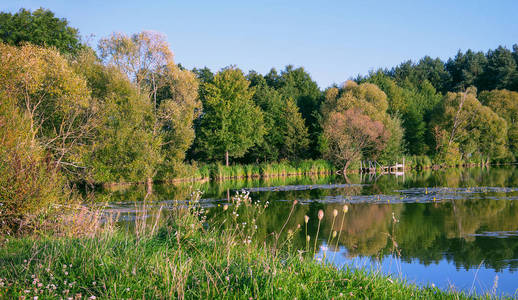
[{"left": 0, "top": 43, "right": 93, "bottom": 173}]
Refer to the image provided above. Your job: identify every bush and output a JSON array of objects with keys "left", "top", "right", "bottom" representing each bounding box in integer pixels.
[{"left": 0, "top": 98, "right": 71, "bottom": 234}]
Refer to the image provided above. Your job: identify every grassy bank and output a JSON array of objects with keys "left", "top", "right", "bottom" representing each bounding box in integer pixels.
[
  {"left": 103, "top": 157, "right": 512, "bottom": 187},
  {"left": 164, "top": 159, "right": 335, "bottom": 182},
  {"left": 0, "top": 194, "right": 493, "bottom": 299},
  {"left": 164, "top": 157, "right": 504, "bottom": 184}
]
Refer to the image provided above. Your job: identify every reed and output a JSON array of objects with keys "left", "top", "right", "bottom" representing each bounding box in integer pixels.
[
  {"left": 313, "top": 209, "right": 324, "bottom": 256},
  {"left": 332, "top": 204, "right": 349, "bottom": 263},
  {"left": 195, "top": 159, "right": 334, "bottom": 180}
]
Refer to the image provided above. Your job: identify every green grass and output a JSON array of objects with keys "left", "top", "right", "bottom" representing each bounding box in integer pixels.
[
  {"left": 1, "top": 232, "right": 477, "bottom": 299},
  {"left": 403, "top": 155, "right": 499, "bottom": 170},
  {"left": 404, "top": 155, "right": 433, "bottom": 170},
  {"left": 201, "top": 159, "right": 335, "bottom": 180},
  {"left": 0, "top": 195, "right": 500, "bottom": 299}
]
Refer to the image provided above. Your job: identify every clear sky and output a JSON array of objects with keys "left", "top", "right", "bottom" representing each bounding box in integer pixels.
[{"left": 2, "top": 0, "right": 517, "bottom": 88}]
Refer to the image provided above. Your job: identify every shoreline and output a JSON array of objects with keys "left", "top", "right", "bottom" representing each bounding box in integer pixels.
[{"left": 98, "top": 161, "right": 516, "bottom": 189}]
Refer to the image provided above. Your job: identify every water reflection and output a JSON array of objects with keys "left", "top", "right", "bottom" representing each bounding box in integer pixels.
[{"left": 92, "top": 166, "right": 518, "bottom": 296}]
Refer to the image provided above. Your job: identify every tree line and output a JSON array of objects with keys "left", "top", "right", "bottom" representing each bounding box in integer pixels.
[{"left": 1, "top": 8, "right": 518, "bottom": 189}]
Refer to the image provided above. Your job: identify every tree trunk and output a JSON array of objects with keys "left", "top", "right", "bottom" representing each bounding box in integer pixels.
[
  {"left": 225, "top": 151, "right": 229, "bottom": 167},
  {"left": 146, "top": 177, "right": 153, "bottom": 194},
  {"left": 342, "top": 160, "right": 350, "bottom": 175}
]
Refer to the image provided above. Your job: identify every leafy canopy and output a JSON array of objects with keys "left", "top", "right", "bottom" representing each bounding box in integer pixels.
[
  {"left": 0, "top": 8, "right": 82, "bottom": 55},
  {"left": 196, "top": 68, "right": 264, "bottom": 163}
]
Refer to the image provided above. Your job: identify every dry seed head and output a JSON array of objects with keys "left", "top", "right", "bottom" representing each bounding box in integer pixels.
[
  {"left": 333, "top": 231, "right": 337, "bottom": 238},
  {"left": 304, "top": 215, "right": 309, "bottom": 223},
  {"left": 306, "top": 235, "right": 311, "bottom": 242},
  {"left": 343, "top": 205, "right": 349, "bottom": 213},
  {"left": 318, "top": 209, "right": 324, "bottom": 220},
  {"left": 223, "top": 204, "right": 228, "bottom": 211},
  {"left": 333, "top": 209, "right": 338, "bottom": 217}
]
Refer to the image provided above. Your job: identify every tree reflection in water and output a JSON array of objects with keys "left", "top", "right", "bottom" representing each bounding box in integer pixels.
[{"left": 95, "top": 166, "right": 518, "bottom": 273}]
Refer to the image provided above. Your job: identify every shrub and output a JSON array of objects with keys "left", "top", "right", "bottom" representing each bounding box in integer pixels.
[{"left": 0, "top": 98, "right": 71, "bottom": 234}]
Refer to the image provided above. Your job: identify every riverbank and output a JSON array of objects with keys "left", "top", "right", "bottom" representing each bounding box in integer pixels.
[
  {"left": 100, "top": 156, "right": 505, "bottom": 188},
  {"left": 101, "top": 159, "right": 336, "bottom": 188},
  {"left": 0, "top": 196, "right": 497, "bottom": 299}
]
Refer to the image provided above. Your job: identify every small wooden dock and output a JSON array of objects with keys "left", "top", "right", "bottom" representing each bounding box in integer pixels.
[{"left": 360, "top": 158, "right": 405, "bottom": 175}]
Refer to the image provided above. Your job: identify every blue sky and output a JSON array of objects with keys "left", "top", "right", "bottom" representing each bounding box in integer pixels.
[{"left": 2, "top": 1, "right": 517, "bottom": 88}]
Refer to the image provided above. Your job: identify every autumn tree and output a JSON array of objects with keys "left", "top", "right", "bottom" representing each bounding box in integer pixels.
[
  {"left": 98, "top": 31, "right": 174, "bottom": 110},
  {"left": 321, "top": 81, "right": 404, "bottom": 167},
  {"left": 323, "top": 109, "right": 389, "bottom": 173},
  {"left": 0, "top": 43, "right": 93, "bottom": 175},
  {"left": 0, "top": 95, "right": 70, "bottom": 233},
  {"left": 196, "top": 68, "right": 264, "bottom": 165}
]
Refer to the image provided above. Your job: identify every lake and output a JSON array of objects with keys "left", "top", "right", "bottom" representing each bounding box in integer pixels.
[{"left": 93, "top": 167, "right": 518, "bottom": 297}]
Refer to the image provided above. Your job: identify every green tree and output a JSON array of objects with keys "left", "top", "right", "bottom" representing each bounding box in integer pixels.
[
  {"left": 0, "top": 8, "right": 82, "bottom": 55},
  {"left": 445, "top": 49, "right": 487, "bottom": 92},
  {"left": 265, "top": 66, "right": 323, "bottom": 157},
  {"left": 479, "top": 89, "right": 518, "bottom": 158},
  {"left": 400, "top": 81, "right": 442, "bottom": 155},
  {"left": 97, "top": 31, "right": 201, "bottom": 181},
  {"left": 430, "top": 88, "right": 508, "bottom": 164},
  {"left": 72, "top": 50, "right": 161, "bottom": 183},
  {"left": 361, "top": 72, "right": 441, "bottom": 155},
  {"left": 390, "top": 56, "right": 450, "bottom": 93},
  {"left": 281, "top": 97, "right": 310, "bottom": 159},
  {"left": 192, "top": 66, "right": 215, "bottom": 106},
  {"left": 193, "top": 67, "right": 215, "bottom": 85},
  {"left": 155, "top": 65, "right": 202, "bottom": 178},
  {"left": 246, "top": 74, "right": 309, "bottom": 162},
  {"left": 246, "top": 80, "right": 284, "bottom": 161},
  {"left": 89, "top": 93, "right": 161, "bottom": 183},
  {"left": 360, "top": 70, "right": 407, "bottom": 113},
  {"left": 479, "top": 46, "right": 518, "bottom": 91},
  {"left": 196, "top": 68, "right": 264, "bottom": 165}
]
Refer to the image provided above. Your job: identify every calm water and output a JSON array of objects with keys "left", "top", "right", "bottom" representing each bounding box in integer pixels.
[{"left": 93, "top": 167, "right": 518, "bottom": 297}]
